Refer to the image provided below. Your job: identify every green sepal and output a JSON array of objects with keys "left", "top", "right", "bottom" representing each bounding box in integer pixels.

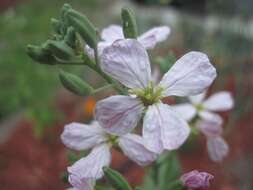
[
  {"left": 44, "top": 40, "right": 75, "bottom": 60},
  {"left": 66, "top": 9, "right": 97, "bottom": 48},
  {"left": 121, "top": 7, "right": 138, "bottom": 39},
  {"left": 103, "top": 167, "right": 132, "bottom": 190},
  {"left": 51, "top": 18, "right": 62, "bottom": 35},
  {"left": 26, "top": 44, "right": 56, "bottom": 65},
  {"left": 59, "top": 70, "right": 94, "bottom": 96}
]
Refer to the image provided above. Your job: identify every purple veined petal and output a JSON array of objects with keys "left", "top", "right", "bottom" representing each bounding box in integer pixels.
[
  {"left": 207, "top": 137, "right": 229, "bottom": 162},
  {"left": 85, "top": 41, "right": 111, "bottom": 59},
  {"left": 61, "top": 122, "right": 107, "bottom": 151},
  {"left": 68, "top": 173, "right": 95, "bottom": 190},
  {"left": 159, "top": 52, "right": 217, "bottom": 97},
  {"left": 189, "top": 91, "right": 207, "bottom": 104},
  {"left": 196, "top": 119, "right": 223, "bottom": 138},
  {"left": 95, "top": 95, "right": 144, "bottom": 135},
  {"left": 68, "top": 144, "right": 111, "bottom": 179},
  {"left": 143, "top": 103, "right": 190, "bottom": 153},
  {"left": 118, "top": 133, "right": 157, "bottom": 166},
  {"left": 101, "top": 25, "right": 124, "bottom": 43},
  {"left": 203, "top": 91, "right": 234, "bottom": 111},
  {"left": 100, "top": 39, "right": 152, "bottom": 89},
  {"left": 137, "top": 26, "right": 171, "bottom": 49},
  {"left": 180, "top": 170, "right": 214, "bottom": 190},
  {"left": 199, "top": 110, "right": 223, "bottom": 125},
  {"left": 171, "top": 103, "right": 197, "bottom": 121}
]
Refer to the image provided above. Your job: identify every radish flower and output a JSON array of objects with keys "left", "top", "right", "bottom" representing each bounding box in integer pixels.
[
  {"left": 172, "top": 91, "right": 234, "bottom": 124},
  {"left": 61, "top": 121, "right": 157, "bottom": 190},
  {"left": 95, "top": 39, "right": 217, "bottom": 154},
  {"left": 86, "top": 25, "right": 170, "bottom": 57}
]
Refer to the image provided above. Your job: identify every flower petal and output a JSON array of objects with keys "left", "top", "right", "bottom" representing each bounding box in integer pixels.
[
  {"left": 95, "top": 95, "right": 144, "bottom": 135},
  {"left": 68, "top": 144, "right": 111, "bottom": 179},
  {"left": 199, "top": 110, "right": 223, "bottom": 125},
  {"left": 118, "top": 134, "right": 157, "bottom": 166},
  {"left": 159, "top": 52, "right": 217, "bottom": 97},
  {"left": 100, "top": 39, "right": 151, "bottom": 89},
  {"left": 203, "top": 91, "right": 234, "bottom": 111},
  {"left": 143, "top": 103, "right": 190, "bottom": 153},
  {"left": 69, "top": 173, "right": 95, "bottom": 190},
  {"left": 189, "top": 91, "right": 206, "bottom": 104},
  {"left": 171, "top": 103, "right": 196, "bottom": 121},
  {"left": 196, "top": 120, "right": 223, "bottom": 138},
  {"left": 207, "top": 137, "right": 229, "bottom": 162},
  {"left": 138, "top": 26, "right": 170, "bottom": 49},
  {"left": 61, "top": 122, "right": 107, "bottom": 151},
  {"left": 101, "top": 25, "right": 124, "bottom": 43},
  {"left": 85, "top": 41, "right": 111, "bottom": 58}
]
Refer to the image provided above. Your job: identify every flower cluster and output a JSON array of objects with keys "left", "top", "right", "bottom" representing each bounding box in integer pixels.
[{"left": 61, "top": 22, "right": 220, "bottom": 189}]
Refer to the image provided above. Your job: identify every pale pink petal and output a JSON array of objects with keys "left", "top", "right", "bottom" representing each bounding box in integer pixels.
[
  {"left": 69, "top": 173, "right": 95, "bottom": 190},
  {"left": 207, "top": 137, "right": 229, "bottom": 162},
  {"left": 100, "top": 39, "right": 151, "bottom": 89},
  {"left": 189, "top": 91, "right": 206, "bottom": 104},
  {"left": 138, "top": 26, "right": 171, "bottom": 49},
  {"left": 199, "top": 110, "right": 223, "bottom": 125},
  {"left": 68, "top": 144, "right": 111, "bottom": 179},
  {"left": 143, "top": 103, "right": 190, "bottom": 153},
  {"left": 171, "top": 103, "right": 197, "bottom": 121},
  {"left": 95, "top": 95, "right": 144, "bottom": 135},
  {"left": 61, "top": 122, "right": 107, "bottom": 151},
  {"left": 159, "top": 52, "right": 217, "bottom": 97},
  {"left": 203, "top": 91, "right": 234, "bottom": 111},
  {"left": 196, "top": 120, "right": 223, "bottom": 138},
  {"left": 118, "top": 134, "right": 157, "bottom": 166},
  {"left": 85, "top": 41, "right": 111, "bottom": 59},
  {"left": 101, "top": 25, "right": 124, "bottom": 43}
]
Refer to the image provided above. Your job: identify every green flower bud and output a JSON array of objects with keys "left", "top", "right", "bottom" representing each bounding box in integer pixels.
[
  {"left": 64, "top": 26, "right": 76, "bottom": 48},
  {"left": 103, "top": 167, "right": 132, "bottom": 190},
  {"left": 59, "top": 70, "right": 94, "bottom": 96},
  {"left": 44, "top": 40, "right": 75, "bottom": 60},
  {"left": 66, "top": 9, "right": 97, "bottom": 48},
  {"left": 51, "top": 18, "right": 62, "bottom": 34},
  {"left": 26, "top": 44, "right": 56, "bottom": 65},
  {"left": 121, "top": 7, "right": 138, "bottom": 39}
]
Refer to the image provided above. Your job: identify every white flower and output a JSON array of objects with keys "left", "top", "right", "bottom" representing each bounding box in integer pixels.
[
  {"left": 172, "top": 91, "right": 234, "bottom": 124},
  {"left": 61, "top": 121, "right": 157, "bottom": 190},
  {"left": 86, "top": 25, "right": 170, "bottom": 57},
  {"left": 95, "top": 39, "right": 217, "bottom": 154},
  {"left": 196, "top": 120, "right": 229, "bottom": 162}
]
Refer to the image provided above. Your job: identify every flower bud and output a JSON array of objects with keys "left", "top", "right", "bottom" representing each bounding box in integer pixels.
[
  {"left": 26, "top": 44, "right": 56, "bottom": 65},
  {"left": 44, "top": 40, "right": 75, "bottom": 60},
  {"left": 180, "top": 170, "right": 214, "bottom": 190},
  {"left": 66, "top": 9, "right": 97, "bottom": 49},
  {"left": 51, "top": 18, "right": 62, "bottom": 35},
  {"left": 59, "top": 70, "right": 94, "bottom": 96},
  {"left": 121, "top": 7, "right": 138, "bottom": 39},
  {"left": 103, "top": 167, "right": 132, "bottom": 190},
  {"left": 64, "top": 26, "right": 77, "bottom": 48}
]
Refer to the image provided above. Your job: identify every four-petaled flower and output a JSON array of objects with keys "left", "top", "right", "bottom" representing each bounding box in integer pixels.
[
  {"left": 172, "top": 91, "right": 234, "bottom": 124},
  {"left": 180, "top": 170, "right": 214, "bottom": 190},
  {"left": 95, "top": 39, "right": 217, "bottom": 154},
  {"left": 61, "top": 121, "right": 157, "bottom": 189},
  {"left": 85, "top": 25, "right": 170, "bottom": 57}
]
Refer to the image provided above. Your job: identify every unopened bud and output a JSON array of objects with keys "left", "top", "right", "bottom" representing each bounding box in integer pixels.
[
  {"left": 64, "top": 26, "right": 76, "bottom": 48},
  {"left": 59, "top": 70, "right": 93, "bottom": 96},
  {"left": 66, "top": 9, "right": 97, "bottom": 48},
  {"left": 26, "top": 44, "right": 56, "bottom": 65},
  {"left": 121, "top": 7, "right": 138, "bottom": 39}
]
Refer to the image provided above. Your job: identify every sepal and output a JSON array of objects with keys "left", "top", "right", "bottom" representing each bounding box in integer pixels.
[{"left": 121, "top": 7, "right": 138, "bottom": 39}]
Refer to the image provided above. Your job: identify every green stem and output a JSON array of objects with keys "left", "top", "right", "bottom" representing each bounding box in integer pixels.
[{"left": 92, "top": 84, "right": 114, "bottom": 94}]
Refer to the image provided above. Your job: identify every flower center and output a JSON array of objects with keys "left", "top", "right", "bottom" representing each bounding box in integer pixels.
[
  {"left": 195, "top": 103, "right": 204, "bottom": 112},
  {"left": 129, "top": 82, "right": 164, "bottom": 106},
  {"left": 107, "top": 134, "right": 118, "bottom": 145}
]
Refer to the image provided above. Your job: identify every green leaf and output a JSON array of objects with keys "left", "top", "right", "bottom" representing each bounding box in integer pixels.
[
  {"left": 59, "top": 70, "right": 94, "bottom": 96},
  {"left": 121, "top": 7, "right": 138, "bottom": 39},
  {"left": 103, "top": 167, "right": 132, "bottom": 190}
]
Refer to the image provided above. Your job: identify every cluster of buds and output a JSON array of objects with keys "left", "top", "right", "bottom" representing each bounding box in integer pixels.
[{"left": 27, "top": 3, "right": 234, "bottom": 190}]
